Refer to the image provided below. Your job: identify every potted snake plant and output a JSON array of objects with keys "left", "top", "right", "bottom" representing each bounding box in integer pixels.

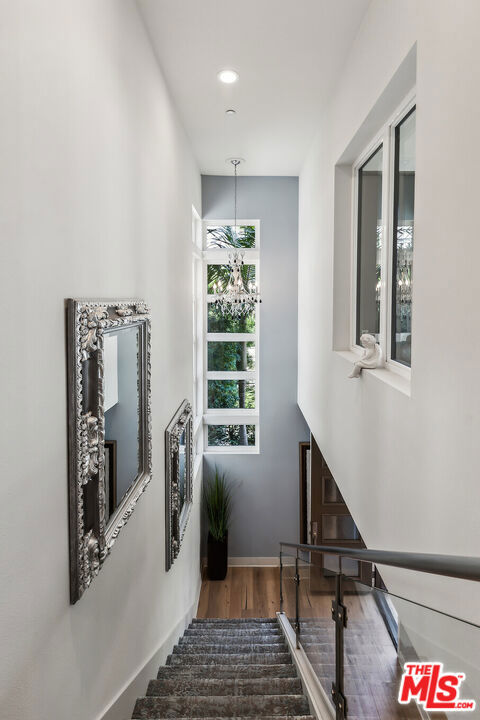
[{"left": 204, "top": 469, "right": 232, "bottom": 581}]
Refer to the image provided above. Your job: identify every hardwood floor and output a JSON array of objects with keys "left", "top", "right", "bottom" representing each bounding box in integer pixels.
[
  {"left": 197, "top": 565, "right": 379, "bottom": 621},
  {"left": 197, "top": 567, "right": 280, "bottom": 619},
  {"left": 196, "top": 566, "right": 430, "bottom": 720}
]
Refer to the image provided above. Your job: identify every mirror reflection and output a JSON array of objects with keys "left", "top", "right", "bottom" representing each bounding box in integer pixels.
[
  {"left": 104, "top": 325, "right": 141, "bottom": 522},
  {"left": 178, "top": 429, "right": 186, "bottom": 515}
]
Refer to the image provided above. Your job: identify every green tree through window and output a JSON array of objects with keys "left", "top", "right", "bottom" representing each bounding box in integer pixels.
[{"left": 204, "top": 222, "right": 259, "bottom": 448}]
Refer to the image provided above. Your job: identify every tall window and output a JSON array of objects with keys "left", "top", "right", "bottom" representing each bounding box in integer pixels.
[
  {"left": 353, "top": 97, "right": 416, "bottom": 371},
  {"left": 203, "top": 220, "right": 260, "bottom": 452}
]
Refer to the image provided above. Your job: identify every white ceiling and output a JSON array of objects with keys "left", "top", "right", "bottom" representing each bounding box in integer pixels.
[{"left": 138, "top": 0, "right": 370, "bottom": 175}]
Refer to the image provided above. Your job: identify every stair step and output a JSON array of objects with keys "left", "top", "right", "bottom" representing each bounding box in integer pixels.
[
  {"left": 167, "top": 652, "right": 292, "bottom": 666},
  {"left": 173, "top": 643, "right": 286, "bottom": 655},
  {"left": 132, "top": 694, "right": 310, "bottom": 718},
  {"left": 298, "top": 619, "right": 378, "bottom": 626},
  {"left": 132, "top": 717, "right": 315, "bottom": 720},
  {"left": 178, "top": 633, "right": 284, "bottom": 647},
  {"left": 188, "top": 620, "right": 279, "bottom": 630},
  {"left": 190, "top": 621, "right": 277, "bottom": 629},
  {"left": 192, "top": 618, "right": 278, "bottom": 624},
  {"left": 184, "top": 628, "right": 283, "bottom": 639},
  {"left": 157, "top": 664, "right": 297, "bottom": 680},
  {"left": 147, "top": 677, "right": 303, "bottom": 697}
]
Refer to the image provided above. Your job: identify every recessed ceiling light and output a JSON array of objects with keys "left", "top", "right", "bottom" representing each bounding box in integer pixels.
[
  {"left": 218, "top": 69, "right": 239, "bottom": 84},
  {"left": 225, "top": 109, "right": 236, "bottom": 116}
]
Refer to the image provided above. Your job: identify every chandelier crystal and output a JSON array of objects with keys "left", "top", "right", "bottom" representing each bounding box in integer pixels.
[
  {"left": 214, "top": 160, "right": 262, "bottom": 317},
  {"left": 213, "top": 249, "right": 260, "bottom": 317}
]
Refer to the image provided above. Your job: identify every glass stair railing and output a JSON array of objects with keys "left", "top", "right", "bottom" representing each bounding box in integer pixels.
[{"left": 279, "top": 543, "right": 480, "bottom": 720}]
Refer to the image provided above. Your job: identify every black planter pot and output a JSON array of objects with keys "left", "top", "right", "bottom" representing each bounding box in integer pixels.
[{"left": 207, "top": 531, "right": 228, "bottom": 581}]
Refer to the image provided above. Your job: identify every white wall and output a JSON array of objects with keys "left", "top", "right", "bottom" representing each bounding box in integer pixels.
[
  {"left": 298, "top": 0, "right": 480, "bottom": 629},
  {"left": 0, "top": 2, "right": 201, "bottom": 719}
]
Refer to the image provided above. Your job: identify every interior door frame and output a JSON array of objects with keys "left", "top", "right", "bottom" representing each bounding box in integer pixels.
[
  {"left": 299, "top": 441, "right": 310, "bottom": 544},
  {"left": 308, "top": 436, "right": 372, "bottom": 586}
]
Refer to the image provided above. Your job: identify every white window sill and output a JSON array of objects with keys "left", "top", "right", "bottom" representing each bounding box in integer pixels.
[{"left": 335, "top": 350, "right": 411, "bottom": 397}]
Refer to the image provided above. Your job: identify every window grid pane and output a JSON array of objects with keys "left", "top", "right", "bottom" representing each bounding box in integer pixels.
[
  {"left": 208, "top": 341, "right": 255, "bottom": 371},
  {"left": 207, "top": 263, "right": 256, "bottom": 294},
  {"left": 207, "top": 304, "right": 256, "bottom": 334},
  {"left": 206, "top": 225, "right": 256, "bottom": 249},
  {"left": 207, "top": 424, "right": 256, "bottom": 447},
  {"left": 207, "top": 380, "right": 255, "bottom": 410},
  {"left": 391, "top": 107, "right": 415, "bottom": 367},
  {"left": 356, "top": 144, "right": 383, "bottom": 344}
]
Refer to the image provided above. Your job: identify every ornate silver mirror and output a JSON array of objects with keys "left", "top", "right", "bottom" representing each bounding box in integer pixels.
[
  {"left": 67, "top": 299, "right": 151, "bottom": 603},
  {"left": 165, "top": 400, "right": 193, "bottom": 570}
]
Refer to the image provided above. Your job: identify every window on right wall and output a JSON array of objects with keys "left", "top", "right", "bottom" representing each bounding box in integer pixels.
[{"left": 353, "top": 97, "right": 416, "bottom": 371}]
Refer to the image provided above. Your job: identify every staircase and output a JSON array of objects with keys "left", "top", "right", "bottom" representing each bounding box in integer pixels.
[{"left": 132, "top": 618, "right": 314, "bottom": 719}]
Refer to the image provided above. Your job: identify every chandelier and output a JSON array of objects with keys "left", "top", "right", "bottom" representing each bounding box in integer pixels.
[{"left": 213, "top": 160, "right": 261, "bottom": 317}]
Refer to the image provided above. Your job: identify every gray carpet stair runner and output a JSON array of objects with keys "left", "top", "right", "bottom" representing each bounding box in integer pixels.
[{"left": 132, "top": 618, "right": 314, "bottom": 719}]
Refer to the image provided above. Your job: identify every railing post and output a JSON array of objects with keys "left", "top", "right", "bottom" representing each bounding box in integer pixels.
[
  {"left": 294, "top": 551, "right": 300, "bottom": 649},
  {"left": 331, "top": 573, "right": 347, "bottom": 720},
  {"left": 279, "top": 549, "right": 284, "bottom": 613}
]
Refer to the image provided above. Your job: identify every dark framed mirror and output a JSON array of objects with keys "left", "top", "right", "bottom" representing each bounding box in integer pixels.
[
  {"left": 66, "top": 299, "right": 152, "bottom": 603},
  {"left": 165, "top": 399, "right": 193, "bottom": 571}
]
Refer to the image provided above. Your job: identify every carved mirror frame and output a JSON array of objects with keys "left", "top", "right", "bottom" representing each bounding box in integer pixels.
[
  {"left": 165, "top": 399, "right": 193, "bottom": 570},
  {"left": 67, "top": 299, "right": 152, "bottom": 603}
]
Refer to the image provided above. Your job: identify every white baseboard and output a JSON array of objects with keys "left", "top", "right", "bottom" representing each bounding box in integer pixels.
[
  {"left": 201, "top": 556, "right": 291, "bottom": 568},
  {"left": 98, "top": 576, "right": 201, "bottom": 720},
  {"left": 228, "top": 556, "right": 279, "bottom": 567}
]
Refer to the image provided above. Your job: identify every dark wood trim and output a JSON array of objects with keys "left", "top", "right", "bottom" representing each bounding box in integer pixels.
[
  {"left": 104, "top": 439, "right": 117, "bottom": 516},
  {"left": 299, "top": 441, "right": 310, "bottom": 544},
  {"left": 309, "top": 436, "right": 371, "bottom": 585}
]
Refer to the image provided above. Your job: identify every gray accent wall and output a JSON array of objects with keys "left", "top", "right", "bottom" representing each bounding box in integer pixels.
[{"left": 202, "top": 175, "right": 309, "bottom": 558}]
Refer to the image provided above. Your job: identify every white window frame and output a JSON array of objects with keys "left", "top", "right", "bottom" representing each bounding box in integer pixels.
[
  {"left": 202, "top": 219, "right": 260, "bottom": 454},
  {"left": 351, "top": 90, "right": 416, "bottom": 380},
  {"left": 192, "top": 206, "right": 203, "bottom": 473}
]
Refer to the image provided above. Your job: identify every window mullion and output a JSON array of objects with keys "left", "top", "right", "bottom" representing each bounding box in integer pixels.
[
  {"left": 351, "top": 165, "right": 359, "bottom": 349},
  {"left": 202, "top": 258, "right": 208, "bottom": 417},
  {"left": 206, "top": 332, "right": 254, "bottom": 342},
  {"left": 380, "top": 126, "right": 391, "bottom": 357},
  {"left": 207, "top": 371, "right": 255, "bottom": 381},
  {"left": 386, "top": 119, "right": 396, "bottom": 363}
]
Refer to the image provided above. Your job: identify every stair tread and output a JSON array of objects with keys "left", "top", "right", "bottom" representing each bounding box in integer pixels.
[
  {"left": 192, "top": 618, "right": 278, "bottom": 623},
  {"left": 190, "top": 622, "right": 278, "bottom": 629},
  {"left": 157, "top": 664, "right": 297, "bottom": 679},
  {"left": 187, "top": 625, "right": 279, "bottom": 632},
  {"left": 147, "top": 677, "right": 302, "bottom": 697},
  {"left": 131, "top": 717, "right": 315, "bottom": 720},
  {"left": 180, "top": 639, "right": 284, "bottom": 645},
  {"left": 132, "top": 694, "right": 310, "bottom": 719},
  {"left": 167, "top": 653, "right": 292, "bottom": 666},
  {"left": 174, "top": 643, "right": 287, "bottom": 654},
  {"left": 183, "top": 630, "right": 283, "bottom": 638}
]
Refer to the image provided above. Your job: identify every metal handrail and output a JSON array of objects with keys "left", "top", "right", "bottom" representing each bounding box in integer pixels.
[
  {"left": 280, "top": 542, "right": 480, "bottom": 582},
  {"left": 279, "top": 542, "right": 480, "bottom": 719}
]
